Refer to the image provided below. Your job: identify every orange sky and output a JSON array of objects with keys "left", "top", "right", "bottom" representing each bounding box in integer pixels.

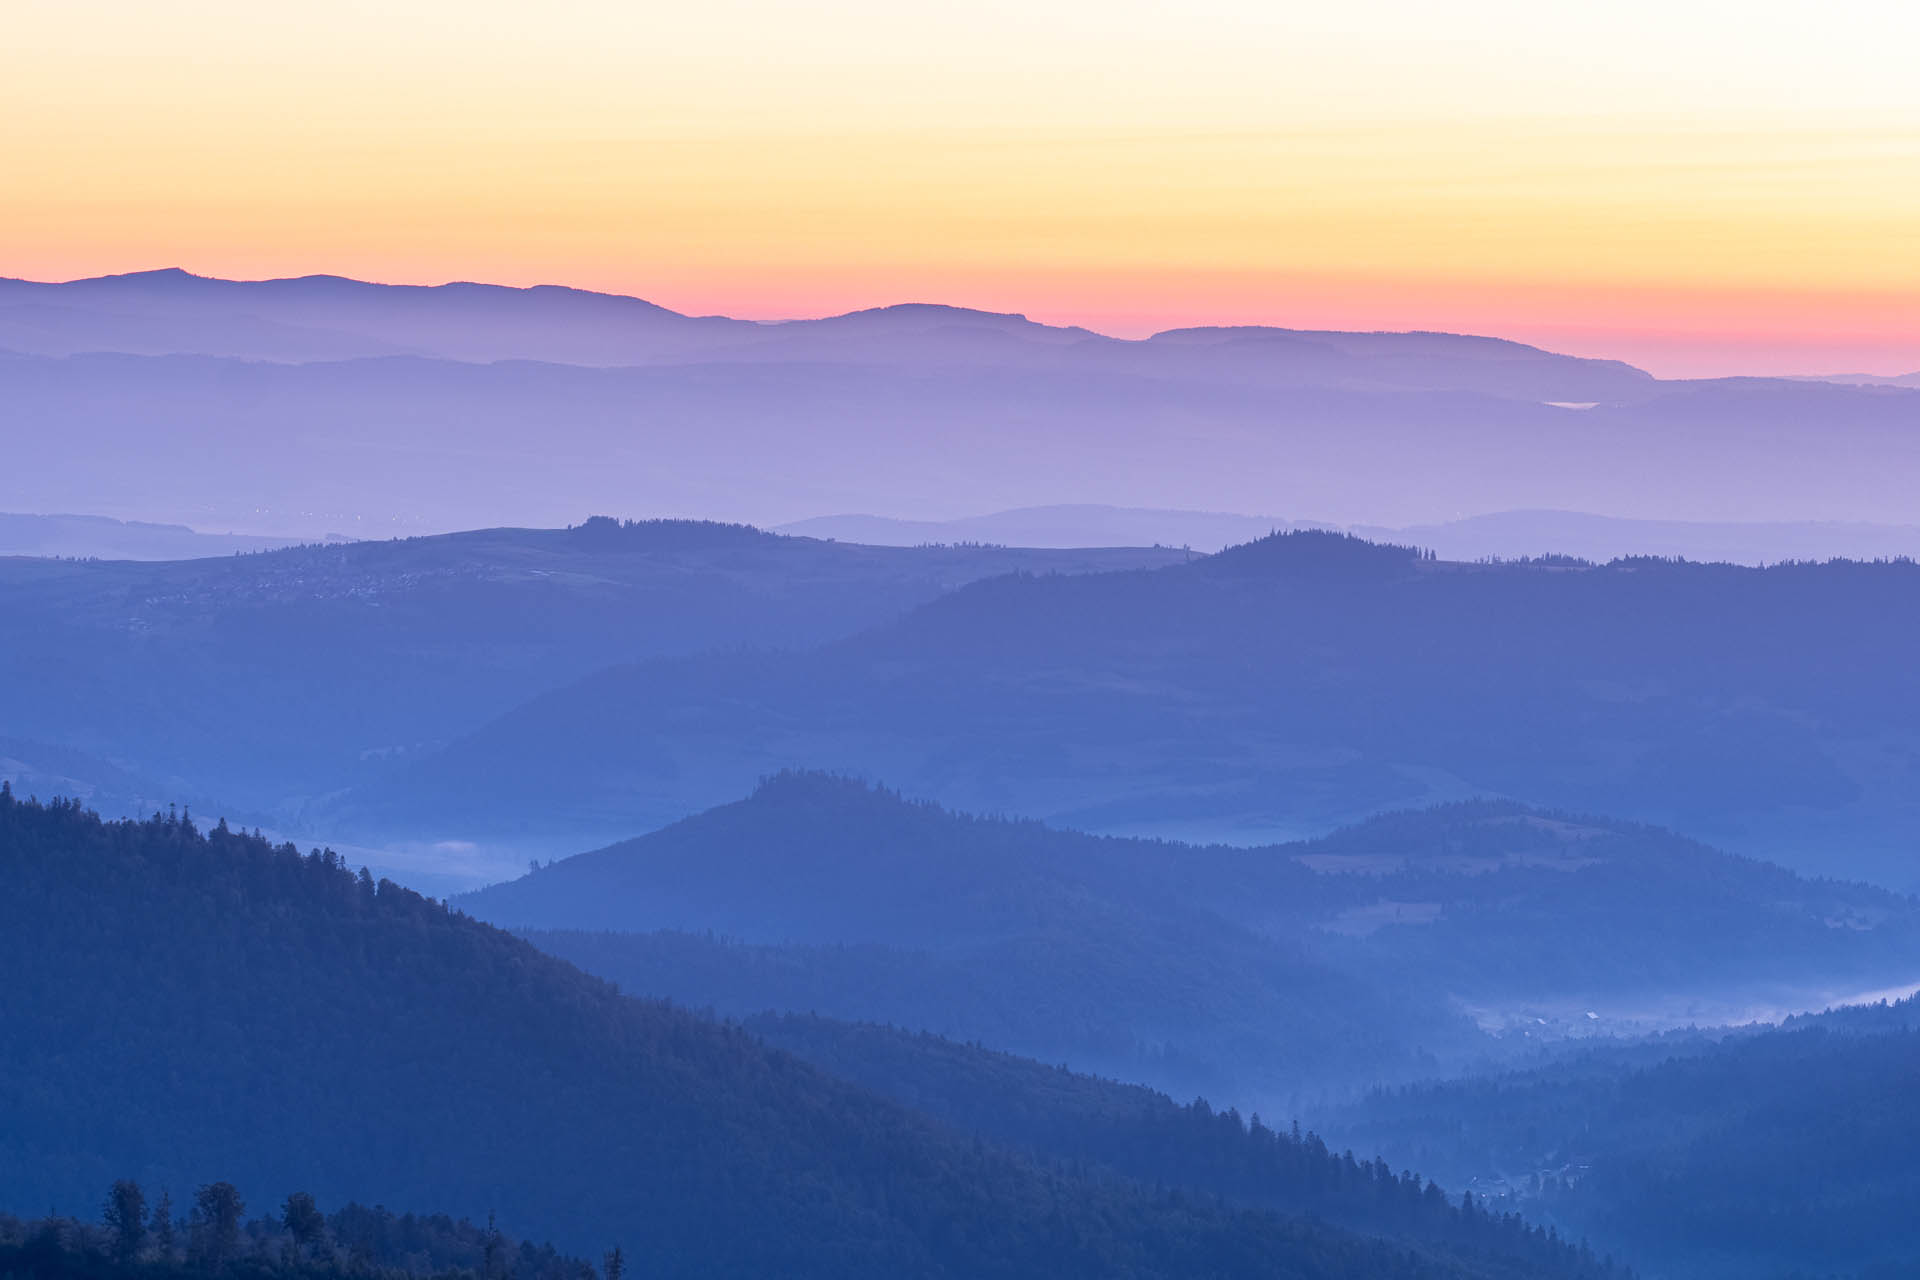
[{"left": 6, "top": 0, "right": 1918, "bottom": 376}]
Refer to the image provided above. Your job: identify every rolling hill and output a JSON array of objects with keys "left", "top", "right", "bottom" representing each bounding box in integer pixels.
[
  {"left": 460, "top": 773, "right": 1920, "bottom": 1101},
  {"left": 778, "top": 505, "right": 1920, "bottom": 565},
  {"left": 1316, "top": 998, "right": 1920, "bottom": 1278},
  {"left": 0, "top": 517, "right": 1177, "bottom": 873},
  {"left": 361, "top": 532, "right": 1920, "bottom": 886},
  {"left": 0, "top": 784, "right": 1615, "bottom": 1280}
]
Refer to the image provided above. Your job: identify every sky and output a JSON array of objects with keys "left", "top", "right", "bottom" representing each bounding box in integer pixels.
[{"left": 6, "top": 0, "right": 1918, "bottom": 377}]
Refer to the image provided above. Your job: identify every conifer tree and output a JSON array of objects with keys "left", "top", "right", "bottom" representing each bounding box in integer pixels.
[
  {"left": 103, "top": 1179, "right": 146, "bottom": 1262},
  {"left": 282, "top": 1191, "right": 325, "bottom": 1250},
  {"left": 151, "top": 1189, "right": 176, "bottom": 1260},
  {"left": 193, "top": 1181, "right": 244, "bottom": 1267}
]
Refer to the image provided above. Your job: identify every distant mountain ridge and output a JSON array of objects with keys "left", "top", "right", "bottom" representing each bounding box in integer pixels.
[
  {"left": 1791, "top": 370, "right": 1920, "bottom": 388},
  {"left": 5, "top": 333, "right": 1912, "bottom": 542},
  {"left": 0, "top": 519, "right": 1182, "bottom": 877},
  {"left": 778, "top": 504, "right": 1287, "bottom": 551},
  {"left": 0, "top": 268, "right": 1652, "bottom": 403},
  {"left": 0, "top": 511, "right": 320, "bottom": 559},
  {"left": 0, "top": 267, "right": 747, "bottom": 365},
  {"left": 6, "top": 269, "right": 1916, "bottom": 541},
  {"left": 355, "top": 531, "right": 1920, "bottom": 887},
  {"left": 778, "top": 504, "right": 1920, "bottom": 564}
]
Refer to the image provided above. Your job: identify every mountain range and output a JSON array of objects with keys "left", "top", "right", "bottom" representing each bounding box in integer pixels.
[
  {"left": 4, "top": 270, "right": 1916, "bottom": 538},
  {"left": 1790, "top": 371, "right": 1920, "bottom": 389},
  {"left": 6, "top": 268, "right": 1919, "bottom": 1277},
  {"left": 0, "top": 784, "right": 1614, "bottom": 1280},
  {"left": 20, "top": 501, "right": 1920, "bottom": 566},
  {"left": 463, "top": 771, "right": 1920, "bottom": 1104},
  {"left": 0, "top": 268, "right": 1651, "bottom": 396},
  {"left": 350, "top": 530, "right": 1920, "bottom": 888},
  {"left": 779, "top": 504, "right": 1920, "bottom": 564},
  {"left": 0, "top": 512, "right": 316, "bottom": 560},
  {"left": 0, "top": 517, "right": 1178, "bottom": 885},
  {"left": 12, "top": 519, "right": 1919, "bottom": 889}
]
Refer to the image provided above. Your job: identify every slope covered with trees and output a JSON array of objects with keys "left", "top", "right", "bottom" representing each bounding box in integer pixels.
[
  {"left": 1317, "top": 1002, "right": 1920, "bottom": 1278},
  {"left": 745, "top": 1013, "right": 1611, "bottom": 1278},
  {"left": 364, "top": 532, "right": 1920, "bottom": 886},
  {"left": 0, "top": 785, "right": 1610, "bottom": 1280},
  {"left": 468, "top": 773, "right": 1920, "bottom": 1098},
  {"left": 0, "top": 517, "right": 1177, "bottom": 869},
  {"left": 473, "top": 772, "right": 1476, "bottom": 1099}
]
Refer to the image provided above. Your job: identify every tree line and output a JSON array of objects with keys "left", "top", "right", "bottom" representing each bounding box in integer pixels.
[{"left": 0, "top": 1180, "right": 608, "bottom": 1279}]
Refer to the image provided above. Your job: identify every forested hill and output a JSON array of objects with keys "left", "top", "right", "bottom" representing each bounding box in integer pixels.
[
  {"left": 0, "top": 516, "right": 1179, "bottom": 854},
  {"left": 472, "top": 774, "right": 1920, "bottom": 1100},
  {"left": 470, "top": 771, "right": 1483, "bottom": 1098},
  {"left": 368, "top": 531, "right": 1920, "bottom": 885},
  {"left": 0, "top": 786, "right": 1615, "bottom": 1280},
  {"left": 745, "top": 1011, "right": 1605, "bottom": 1276},
  {"left": 1318, "top": 1000, "right": 1920, "bottom": 1279}
]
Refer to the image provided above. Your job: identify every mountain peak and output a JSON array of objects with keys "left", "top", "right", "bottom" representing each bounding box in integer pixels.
[
  {"left": 66, "top": 266, "right": 206, "bottom": 288},
  {"left": 817, "top": 302, "right": 1034, "bottom": 324},
  {"left": 1198, "top": 528, "right": 1427, "bottom": 579}
]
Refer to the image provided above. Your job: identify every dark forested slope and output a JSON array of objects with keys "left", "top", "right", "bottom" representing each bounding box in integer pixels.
[
  {"left": 0, "top": 785, "right": 1609, "bottom": 1280},
  {"left": 746, "top": 1012, "right": 1608, "bottom": 1278},
  {"left": 1317, "top": 1001, "right": 1920, "bottom": 1279}
]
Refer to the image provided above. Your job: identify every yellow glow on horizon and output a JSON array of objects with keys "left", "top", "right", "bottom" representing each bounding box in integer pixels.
[{"left": 6, "top": 1, "right": 1918, "bottom": 375}]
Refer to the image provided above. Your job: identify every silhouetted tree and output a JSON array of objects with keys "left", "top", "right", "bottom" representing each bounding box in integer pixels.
[
  {"left": 103, "top": 1179, "right": 146, "bottom": 1261},
  {"left": 192, "top": 1181, "right": 244, "bottom": 1267},
  {"left": 482, "top": 1211, "right": 502, "bottom": 1280},
  {"left": 150, "top": 1189, "right": 175, "bottom": 1261},
  {"left": 281, "top": 1191, "right": 325, "bottom": 1250}
]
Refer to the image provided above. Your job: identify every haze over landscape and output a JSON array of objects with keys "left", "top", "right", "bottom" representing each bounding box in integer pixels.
[
  {"left": 4, "top": 267, "right": 1919, "bottom": 543},
  {"left": 4, "top": 3, "right": 1919, "bottom": 1280}
]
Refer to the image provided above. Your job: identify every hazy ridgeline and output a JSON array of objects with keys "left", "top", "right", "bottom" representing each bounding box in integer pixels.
[
  {"left": 4, "top": 271, "right": 1918, "bottom": 540},
  {"left": 0, "top": 517, "right": 1180, "bottom": 880},
  {"left": 354, "top": 529, "right": 1920, "bottom": 887},
  {"left": 9, "top": 4, "right": 1920, "bottom": 1272},
  {"left": 8, "top": 519, "right": 1920, "bottom": 887},
  {"left": 469, "top": 771, "right": 1920, "bottom": 1105},
  {"left": 779, "top": 506, "right": 1920, "bottom": 566},
  {"left": 5, "top": 503, "right": 1920, "bottom": 1277}
]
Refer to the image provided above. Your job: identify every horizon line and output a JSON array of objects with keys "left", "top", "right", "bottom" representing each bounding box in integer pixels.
[{"left": 16, "top": 263, "right": 1919, "bottom": 383}]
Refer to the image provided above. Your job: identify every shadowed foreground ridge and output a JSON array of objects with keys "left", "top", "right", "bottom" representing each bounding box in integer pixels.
[
  {"left": 0, "top": 785, "right": 1619, "bottom": 1280},
  {"left": 0, "top": 1194, "right": 592, "bottom": 1280}
]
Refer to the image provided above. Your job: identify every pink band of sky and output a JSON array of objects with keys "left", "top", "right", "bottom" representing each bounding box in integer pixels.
[{"left": 7, "top": 0, "right": 1917, "bottom": 378}]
